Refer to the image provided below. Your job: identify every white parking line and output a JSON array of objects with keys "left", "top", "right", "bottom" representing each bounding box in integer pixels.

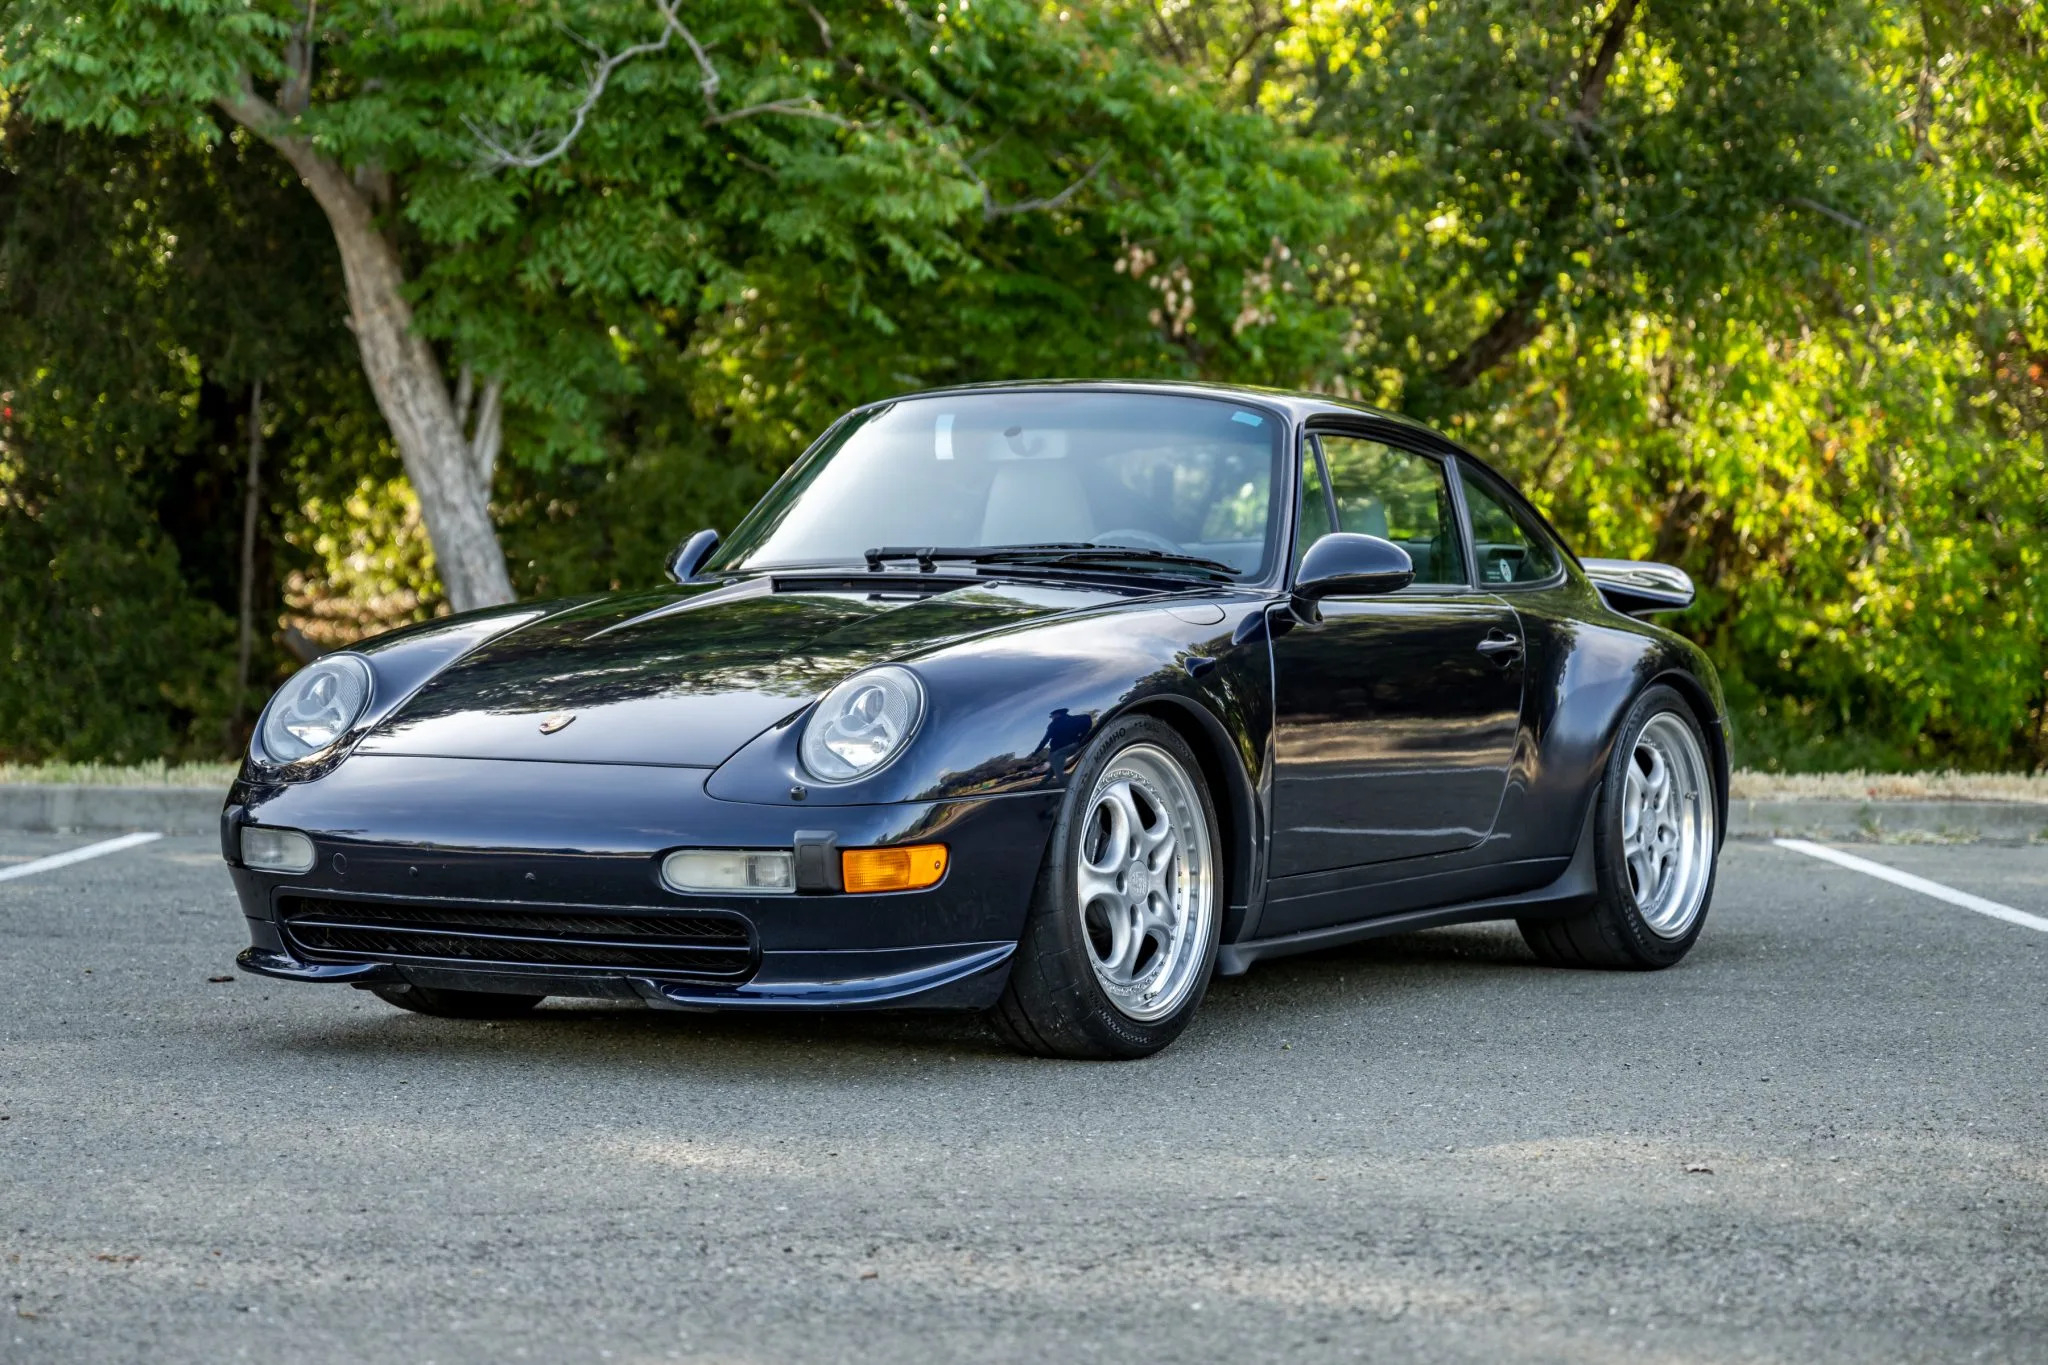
[
  {"left": 1774, "top": 838, "right": 2048, "bottom": 934},
  {"left": 0, "top": 832, "right": 163, "bottom": 883}
]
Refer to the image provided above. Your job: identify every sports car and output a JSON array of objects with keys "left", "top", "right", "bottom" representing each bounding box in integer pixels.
[{"left": 227, "top": 381, "right": 1726, "bottom": 1059}]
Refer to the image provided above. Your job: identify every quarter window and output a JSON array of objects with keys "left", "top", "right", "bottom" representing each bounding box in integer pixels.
[
  {"left": 1460, "top": 471, "right": 1562, "bottom": 585},
  {"left": 1314, "top": 435, "right": 1465, "bottom": 585}
]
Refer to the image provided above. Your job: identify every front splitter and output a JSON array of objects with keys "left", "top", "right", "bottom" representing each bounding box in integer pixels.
[{"left": 234, "top": 940, "right": 1017, "bottom": 1011}]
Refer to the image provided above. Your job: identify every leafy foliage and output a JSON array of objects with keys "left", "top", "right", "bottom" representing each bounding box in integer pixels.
[
  {"left": 4, "top": 0, "right": 1343, "bottom": 450},
  {"left": 1, "top": 0, "right": 2044, "bottom": 768},
  {"left": 0, "top": 120, "right": 339, "bottom": 758},
  {"left": 1156, "top": 0, "right": 2048, "bottom": 769}
]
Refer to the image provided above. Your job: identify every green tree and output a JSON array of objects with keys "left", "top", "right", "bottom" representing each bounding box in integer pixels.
[
  {"left": 7, "top": 0, "right": 2042, "bottom": 770},
  {"left": 1145, "top": 0, "right": 2048, "bottom": 768},
  {"left": 0, "top": 117, "right": 374, "bottom": 757},
  {"left": 6, "top": 0, "right": 1340, "bottom": 609}
]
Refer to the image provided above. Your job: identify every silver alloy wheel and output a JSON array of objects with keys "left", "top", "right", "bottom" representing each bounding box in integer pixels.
[
  {"left": 1074, "top": 743, "right": 1216, "bottom": 1022},
  {"left": 1621, "top": 712, "right": 1716, "bottom": 938}
]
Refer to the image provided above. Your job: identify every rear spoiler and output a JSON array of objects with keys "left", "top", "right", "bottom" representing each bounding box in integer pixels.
[{"left": 1581, "top": 558, "right": 1695, "bottom": 617}]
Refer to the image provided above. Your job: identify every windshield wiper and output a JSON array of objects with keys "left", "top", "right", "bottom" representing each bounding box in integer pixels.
[
  {"left": 1027, "top": 547, "right": 1241, "bottom": 579},
  {"left": 864, "top": 543, "right": 1090, "bottom": 571},
  {"left": 863, "top": 544, "right": 1239, "bottom": 580}
]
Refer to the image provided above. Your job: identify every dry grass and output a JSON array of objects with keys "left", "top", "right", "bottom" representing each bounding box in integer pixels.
[
  {"left": 0, "top": 761, "right": 240, "bottom": 789},
  {"left": 1731, "top": 769, "right": 2048, "bottom": 804}
]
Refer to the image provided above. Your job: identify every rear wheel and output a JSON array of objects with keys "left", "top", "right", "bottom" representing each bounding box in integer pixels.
[
  {"left": 989, "top": 716, "right": 1222, "bottom": 1059},
  {"left": 1519, "top": 684, "right": 1719, "bottom": 969},
  {"left": 370, "top": 983, "right": 546, "bottom": 1019}
]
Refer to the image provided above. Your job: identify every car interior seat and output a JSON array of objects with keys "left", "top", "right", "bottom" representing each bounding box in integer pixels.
[
  {"left": 1341, "top": 496, "right": 1439, "bottom": 581},
  {"left": 979, "top": 433, "right": 1094, "bottom": 545}
]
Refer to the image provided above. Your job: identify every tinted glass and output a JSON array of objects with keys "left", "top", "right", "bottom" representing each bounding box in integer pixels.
[
  {"left": 707, "top": 393, "right": 1287, "bottom": 577},
  {"left": 1315, "top": 435, "right": 1464, "bottom": 585},
  {"left": 1292, "top": 439, "right": 1333, "bottom": 574},
  {"left": 1461, "top": 471, "right": 1562, "bottom": 585}
]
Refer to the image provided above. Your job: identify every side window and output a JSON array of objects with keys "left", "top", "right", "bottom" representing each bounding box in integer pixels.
[
  {"left": 1315, "top": 435, "right": 1465, "bottom": 585},
  {"left": 1460, "top": 471, "right": 1562, "bottom": 585},
  {"left": 1292, "top": 439, "right": 1333, "bottom": 573}
]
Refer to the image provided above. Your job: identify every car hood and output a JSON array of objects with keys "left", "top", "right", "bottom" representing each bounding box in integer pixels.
[{"left": 355, "top": 576, "right": 1128, "bottom": 768}]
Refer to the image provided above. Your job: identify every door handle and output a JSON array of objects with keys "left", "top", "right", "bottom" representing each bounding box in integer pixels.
[{"left": 1477, "top": 630, "right": 1523, "bottom": 663}]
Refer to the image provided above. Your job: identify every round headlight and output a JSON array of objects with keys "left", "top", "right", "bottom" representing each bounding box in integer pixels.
[
  {"left": 258, "top": 654, "right": 374, "bottom": 763},
  {"left": 800, "top": 666, "right": 924, "bottom": 783}
]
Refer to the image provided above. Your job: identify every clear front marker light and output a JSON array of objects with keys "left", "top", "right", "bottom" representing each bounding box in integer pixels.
[
  {"left": 800, "top": 666, "right": 924, "bottom": 782},
  {"left": 240, "top": 827, "right": 316, "bottom": 874},
  {"left": 258, "top": 654, "right": 374, "bottom": 763},
  {"left": 662, "top": 849, "right": 795, "bottom": 894}
]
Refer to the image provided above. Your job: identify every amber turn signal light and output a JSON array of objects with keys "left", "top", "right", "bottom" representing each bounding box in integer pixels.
[{"left": 840, "top": 843, "right": 948, "bottom": 894}]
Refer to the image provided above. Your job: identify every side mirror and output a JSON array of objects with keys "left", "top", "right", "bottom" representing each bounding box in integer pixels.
[
  {"left": 1291, "top": 533, "right": 1414, "bottom": 617},
  {"left": 666, "top": 528, "right": 721, "bottom": 585}
]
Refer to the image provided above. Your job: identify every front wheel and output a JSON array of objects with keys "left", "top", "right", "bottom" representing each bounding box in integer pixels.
[
  {"left": 988, "top": 716, "right": 1222, "bottom": 1059},
  {"left": 1519, "top": 684, "right": 1720, "bottom": 969}
]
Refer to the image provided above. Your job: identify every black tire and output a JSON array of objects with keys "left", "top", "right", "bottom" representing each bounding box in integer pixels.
[
  {"left": 1518, "top": 684, "right": 1720, "bottom": 969},
  {"left": 988, "top": 715, "right": 1223, "bottom": 1060},
  {"left": 370, "top": 982, "right": 546, "bottom": 1019}
]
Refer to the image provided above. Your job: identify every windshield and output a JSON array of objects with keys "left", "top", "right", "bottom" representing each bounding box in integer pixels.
[{"left": 705, "top": 392, "right": 1288, "bottom": 579}]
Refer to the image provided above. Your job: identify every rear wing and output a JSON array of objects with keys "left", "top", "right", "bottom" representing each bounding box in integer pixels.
[{"left": 1581, "top": 558, "right": 1695, "bottom": 617}]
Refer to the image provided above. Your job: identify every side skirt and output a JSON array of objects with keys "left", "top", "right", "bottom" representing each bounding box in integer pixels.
[{"left": 1217, "top": 801, "right": 1598, "bottom": 976}]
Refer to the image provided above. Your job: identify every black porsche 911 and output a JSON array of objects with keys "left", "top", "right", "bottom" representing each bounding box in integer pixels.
[{"left": 228, "top": 382, "right": 1725, "bottom": 1059}]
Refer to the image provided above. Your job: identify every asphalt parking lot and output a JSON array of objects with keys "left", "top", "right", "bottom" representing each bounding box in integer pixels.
[{"left": 2, "top": 832, "right": 2044, "bottom": 1364}]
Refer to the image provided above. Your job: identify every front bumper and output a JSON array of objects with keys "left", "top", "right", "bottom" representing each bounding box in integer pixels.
[{"left": 227, "top": 755, "right": 1058, "bottom": 1011}]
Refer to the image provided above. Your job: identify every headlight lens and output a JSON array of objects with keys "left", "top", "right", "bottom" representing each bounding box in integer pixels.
[
  {"left": 799, "top": 666, "right": 924, "bottom": 782},
  {"left": 258, "top": 654, "right": 374, "bottom": 763}
]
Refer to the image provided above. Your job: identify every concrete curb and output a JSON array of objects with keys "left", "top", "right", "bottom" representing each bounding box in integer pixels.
[
  {"left": 1727, "top": 797, "right": 2047, "bottom": 843},
  {"left": 0, "top": 785, "right": 224, "bottom": 836},
  {"left": 2, "top": 784, "right": 2043, "bottom": 843}
]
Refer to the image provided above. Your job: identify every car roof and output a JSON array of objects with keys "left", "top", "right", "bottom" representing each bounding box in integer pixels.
[{"left": 851, "top": 379, "right": 1452, "bottom": 446}]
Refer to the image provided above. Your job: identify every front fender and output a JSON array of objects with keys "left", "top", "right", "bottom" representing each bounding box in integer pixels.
[
  {"left": 231, "top": 597, "right": 589, "bottom": 797},
  {"left": 704, "top": 598, "right": 1274, "bottom": 809}
]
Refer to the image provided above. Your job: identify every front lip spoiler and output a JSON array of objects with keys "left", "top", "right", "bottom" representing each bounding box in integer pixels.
[
  {"left": 237, "top": 946, "right": 402, "bottom": 984},
  {"left": 232, "top": 941, "right": 1017, "bottom": 1010},
  {"left": 636, "top": 942, "right": 1015, "bottom": 1011}
]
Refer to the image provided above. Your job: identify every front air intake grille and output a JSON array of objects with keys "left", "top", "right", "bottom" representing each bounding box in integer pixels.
[{"left": 278, "top": 895, "right": 755, "bottom": 980}]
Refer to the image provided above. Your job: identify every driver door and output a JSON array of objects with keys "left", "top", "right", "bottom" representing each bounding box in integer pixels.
[{"left": 1266, "top": 434, "right": 1525, "bottom": 905}]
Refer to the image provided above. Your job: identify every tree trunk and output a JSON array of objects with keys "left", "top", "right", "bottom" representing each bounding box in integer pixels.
[{"left": 217, "top": 93, "right": 517, "bottom": 612}]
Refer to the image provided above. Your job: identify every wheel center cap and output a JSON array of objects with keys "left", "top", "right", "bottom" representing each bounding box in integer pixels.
[{"left": 1128, "top": 866, "right": 1153, "bottom": 901}]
